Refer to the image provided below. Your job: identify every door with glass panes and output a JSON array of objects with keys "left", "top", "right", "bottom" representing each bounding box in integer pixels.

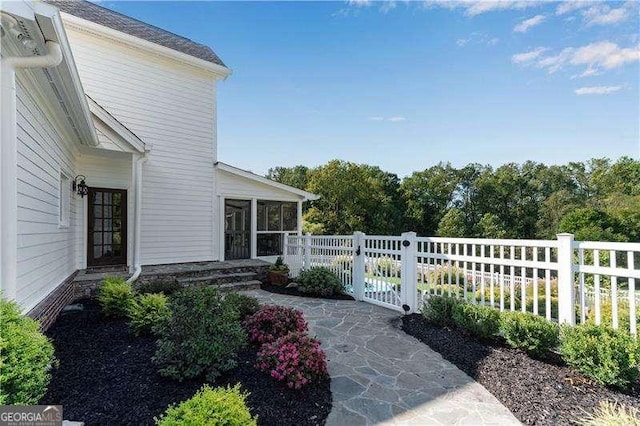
[{"left": 87, "top": 188, "right": 127, "bottom": 266}]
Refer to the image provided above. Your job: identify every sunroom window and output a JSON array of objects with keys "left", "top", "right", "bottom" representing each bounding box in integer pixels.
[{"left": 257, "top": 201, "right": 297, "bottom": 256}]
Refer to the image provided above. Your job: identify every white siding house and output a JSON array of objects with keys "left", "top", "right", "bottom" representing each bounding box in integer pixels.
[{"left": 0, "top": 0, "right": 317, "bottom": 323}]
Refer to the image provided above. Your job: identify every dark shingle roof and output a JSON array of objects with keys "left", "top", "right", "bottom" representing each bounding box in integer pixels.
[{"left": 48, "top": 0, "right": 226, "bottom": 67}]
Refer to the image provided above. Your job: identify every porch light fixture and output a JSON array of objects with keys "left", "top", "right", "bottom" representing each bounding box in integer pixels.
[{"left": 72, "top": 175, "right": 88, "bottom": 198}]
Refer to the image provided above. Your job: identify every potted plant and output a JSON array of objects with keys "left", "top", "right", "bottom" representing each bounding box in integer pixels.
[{"left": 268, "top": 257, "right": 289, "bottom": 285}]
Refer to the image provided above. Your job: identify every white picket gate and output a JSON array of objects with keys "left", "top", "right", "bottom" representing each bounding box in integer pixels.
[{"left": 284, "top": 232, "right": 640, "bottom": 336}]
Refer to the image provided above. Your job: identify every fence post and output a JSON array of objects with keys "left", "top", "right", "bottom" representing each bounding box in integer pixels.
[
  {"left": 283, "top": 232, "right": 290, "bottom": 265},
  {"left": 557, "top": 233, "right": 575, "bottom": 325},
  {"left": 304, "top": 233, "right": 312, "bottom": 270},
  {"left": 401, "top": 231, "right": 418, "bottom": 313},
  {"left": 352, "top": 231, "right": 366, "bottom": 301}
]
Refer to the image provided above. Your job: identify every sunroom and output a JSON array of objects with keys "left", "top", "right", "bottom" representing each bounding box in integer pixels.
[{"left": 215, "top": 162, "right": 319, "bottom": 262}]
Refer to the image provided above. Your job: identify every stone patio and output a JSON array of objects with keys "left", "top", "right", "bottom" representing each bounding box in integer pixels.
[{"left": 244, "top": 289, "right": 520, "bottom": 426}]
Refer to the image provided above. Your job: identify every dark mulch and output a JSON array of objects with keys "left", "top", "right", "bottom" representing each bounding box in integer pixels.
[
  {"left": 401, "top": 313, "right": 640, "bottom": 426},
  {"left": 41, "top": 299, "right": 331, "bottom": 426},
  {"left": 261, "top": 283, "right": 355, "bottom": 301}
]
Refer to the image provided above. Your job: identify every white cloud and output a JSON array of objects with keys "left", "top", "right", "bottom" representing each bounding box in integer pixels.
[
  {"left": 380, "top": 1, "right": 397, "bottom": 13},
  {"left": 582, "top": 2, "right": 635, "bottom": 26},
  {"left": 424, "top": 0, "right": 538, "bottom": 16},
  {"left": 511, "top": 47, "right": 547, "bottom": 63},
  {"left": 368, "top": 116, "right": 406, "bottom": 122},
  {"left": 456, "top": 32, "right": 500, "bottom": 48},
  {"left": 514, "top": 14, "right": 546, "bottom": 32},
  {"left": 513, "top": 41, "right": 640, "bottom": 74},
  {"left": 575, "top": 85, "right": 622, "bottom": 95},
  {"left": 348, "top": 0, "right": 371, "bottom": 6},
  {"left": 556, "top": 1, "right": 593, "bottom": 15}
]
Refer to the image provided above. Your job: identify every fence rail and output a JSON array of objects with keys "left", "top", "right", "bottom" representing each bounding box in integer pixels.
[{"left": 284, "top": 232, "right": 640, "bottom": 336}]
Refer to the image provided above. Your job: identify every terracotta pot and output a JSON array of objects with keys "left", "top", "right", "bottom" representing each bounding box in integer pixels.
[{"left": 268, "top": 270, "right": 289, "bottom": 285}]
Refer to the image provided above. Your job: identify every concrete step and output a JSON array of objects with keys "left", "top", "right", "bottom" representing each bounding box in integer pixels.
[
  {"left": 177, "top": 271, "right": 257, "bottom": 287},
  {"left": 217, "top": 280, "right": 262, "bottom": 292},
  {"left": 140, "top": 260, "right": 270, "bottom": 280}
]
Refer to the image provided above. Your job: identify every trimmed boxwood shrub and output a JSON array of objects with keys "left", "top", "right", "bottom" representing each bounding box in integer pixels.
[
  {"left": 452, "top": 302, "right": 500, "bottom": 339},
  {"left": 297, "top": 267, "right": 344, "bottom": 297},
  {"left": 153, "top": 286, "right": 247, "bottom": 381},
  {"left": 500, "top": 311, "right": 559, "bottom": 356},
  {"left": 0, "top": 298, "right": 56, "bottom": 405},
  {"left": 155, "top": 383, "right": 257, "bottom": 426},
  {"left": 559, "top": 323, "right": 640, "bottom": 389},
  {"left": 128, "top": 293, "right": 171, "bottom": 336},
  {"left": 256, "top": 332, "right": 328, "bottom": 389},
  {"left": 422, "top": 295, "right": 458, "bottom": 327},
  {"left": 98, "top": 276, "right": 134, "bottom": 318},
  {"left": 224, "top": 293, "right": 261, "bottom": 321},
  {"left": 243, "top": 305, "right": 308, "bottom": 344}
]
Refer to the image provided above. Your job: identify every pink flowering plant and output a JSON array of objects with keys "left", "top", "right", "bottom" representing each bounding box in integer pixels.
[
  {"left": 242, "top": 305, "right": 308, "bottom": 344},
  {"left": 256, "top": 332, "right": 328, "bottom": 389}
]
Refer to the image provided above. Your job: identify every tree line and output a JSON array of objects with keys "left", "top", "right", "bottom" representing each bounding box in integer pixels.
[{"left": 267, "top": 157, "right": 640, "bottom": 242}]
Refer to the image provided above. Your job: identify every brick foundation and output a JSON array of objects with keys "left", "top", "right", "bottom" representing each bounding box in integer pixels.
[{"left": 26, "top": 271, "right": 79, "bottom": 331}]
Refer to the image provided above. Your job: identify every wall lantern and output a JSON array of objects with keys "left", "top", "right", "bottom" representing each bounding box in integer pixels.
[{"left": 72, "top": 175, "right": 88, "bottom": 198}]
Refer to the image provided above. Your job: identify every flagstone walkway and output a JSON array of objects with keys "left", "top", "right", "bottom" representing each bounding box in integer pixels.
[{"left": 244, "top": 290, "right": 520, "bottom": 426}]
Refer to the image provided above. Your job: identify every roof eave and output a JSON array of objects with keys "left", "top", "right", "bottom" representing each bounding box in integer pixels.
[
  {"left": 3, "top": 1, "right": 100, "bottom": 147},
  {"left": 215, "top": 162, "right": 320, "bottom": 201},
  {"left": 60, "top": 12, "right": 232, "bottom": 80}
]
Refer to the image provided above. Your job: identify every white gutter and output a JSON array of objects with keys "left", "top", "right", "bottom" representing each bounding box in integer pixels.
[
  {"left": 126, "top": 152, "right": 149, "bottom": 284},
  {"left": 1, "top": 37, "right": 63, "bottom": 300}
]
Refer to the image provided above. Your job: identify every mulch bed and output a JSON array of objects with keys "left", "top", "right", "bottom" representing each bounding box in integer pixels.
[
  {"left": 41, "top": 299, "right": 331, "bottom": 425},
  {"left": 401, "top": 313, "right": 640, "bottom": 425},
  {"left": 261, "top": 283, "right": 355, "bottom": 300}
]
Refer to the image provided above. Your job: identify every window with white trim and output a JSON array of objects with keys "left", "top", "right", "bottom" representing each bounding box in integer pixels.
[
  {"left": 256, "top": 201, "right": 297, "bottom": 256},
  {"left": 59, "top": 173, "right": 70, "bottom": 227}
]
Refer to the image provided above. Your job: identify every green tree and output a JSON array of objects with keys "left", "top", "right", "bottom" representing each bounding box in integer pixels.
[
  {"left": 305, "top": 160, "right": 402, "bottom": 235},
  {"left": 266, "top": 165, "right": 310, "bottom": 190},
  {"left": 437, "top": 208, "right": 466, "bottom": 237},
  {"left": 400, "top": 163, "right": 459, "bottom": 236}
]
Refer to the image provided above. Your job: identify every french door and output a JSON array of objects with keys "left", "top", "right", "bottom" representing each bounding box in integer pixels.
[
  {"left": 225, "top": 199, "right": 251, "bottom": 260},
  {"left": 87, "top": 188, "right": 127, "bottom": 266}
]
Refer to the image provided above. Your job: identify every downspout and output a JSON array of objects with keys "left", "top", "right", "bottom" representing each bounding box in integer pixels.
[
  {"left": 126, "top": 153, "right": 148, "bottom": 284},
  {"left": 1, "top": 36, "right": 63, "bottom": 300}
]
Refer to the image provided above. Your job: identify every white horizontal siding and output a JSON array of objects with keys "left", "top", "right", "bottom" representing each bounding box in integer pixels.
[
  {"left": 217, "top": 170, "right": 303, "bottom": 202},
  {"left": 63, "top": 24, "right": 217, "bottom": 265},
  {"left": 15, "top": 74, "right": 78, "bottom": 313}
]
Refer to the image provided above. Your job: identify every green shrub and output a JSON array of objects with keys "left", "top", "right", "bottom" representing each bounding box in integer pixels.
[
  {"left": 97, "top": 276, "right": 134, "bottom": 318},
  {"left": 331, "top": 255, "right": 353, "bottom": 273},
  {"left": 0, "top": 298, "right": 55, "bottom": 405},
  {"left": 155, "top": 384, "right": 256, "bottom": 426},
  {"left": 128, "top": 293, "right": 172, "bottom": 336},
  {"left": 422, "top": 295, "right": 459, "bottom": 327},
  {"left": 500, "top": 311, "right": 559, "bottom": 356},
  {"left": 136, "top": 280, "right": 182, "bottom": 296},
  {"left": 452, "top": 302, "right": 500, "bottom": 339},
  {"left": 372, "top": 256, "right": 400, "bottom": 277},
  {"left": 224, "top": 293, "right": 261, "bottom": 321},
  {"left": 575, "top": 401, "right": 640, "bottom": 426},
  {"left": 587, "top": 300, "right": 640, "bottom": 334},
  {"left": 269, "top": 256, "right": 289, "bottom": 272},
  {"left": 297, "top": 267, "right": 344, "bottom": 297},
  {"left": 422, "top": 265, "right": 466, "bottom": 287},
  {"left": 153, "top": 286, "right": 247, "bottom": 381},
  {"left": 559, "top": 324, "right": 640, "bottom": 389}
]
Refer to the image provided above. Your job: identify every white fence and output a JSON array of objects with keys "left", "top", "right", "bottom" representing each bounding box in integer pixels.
[{"left": 284, "top": 232, "right": 640, "bottom": 336}]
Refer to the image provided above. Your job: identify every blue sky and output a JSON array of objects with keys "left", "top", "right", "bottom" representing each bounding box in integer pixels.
[{"left": 99, "top": 1, "right": 639, "bottom": 177}]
